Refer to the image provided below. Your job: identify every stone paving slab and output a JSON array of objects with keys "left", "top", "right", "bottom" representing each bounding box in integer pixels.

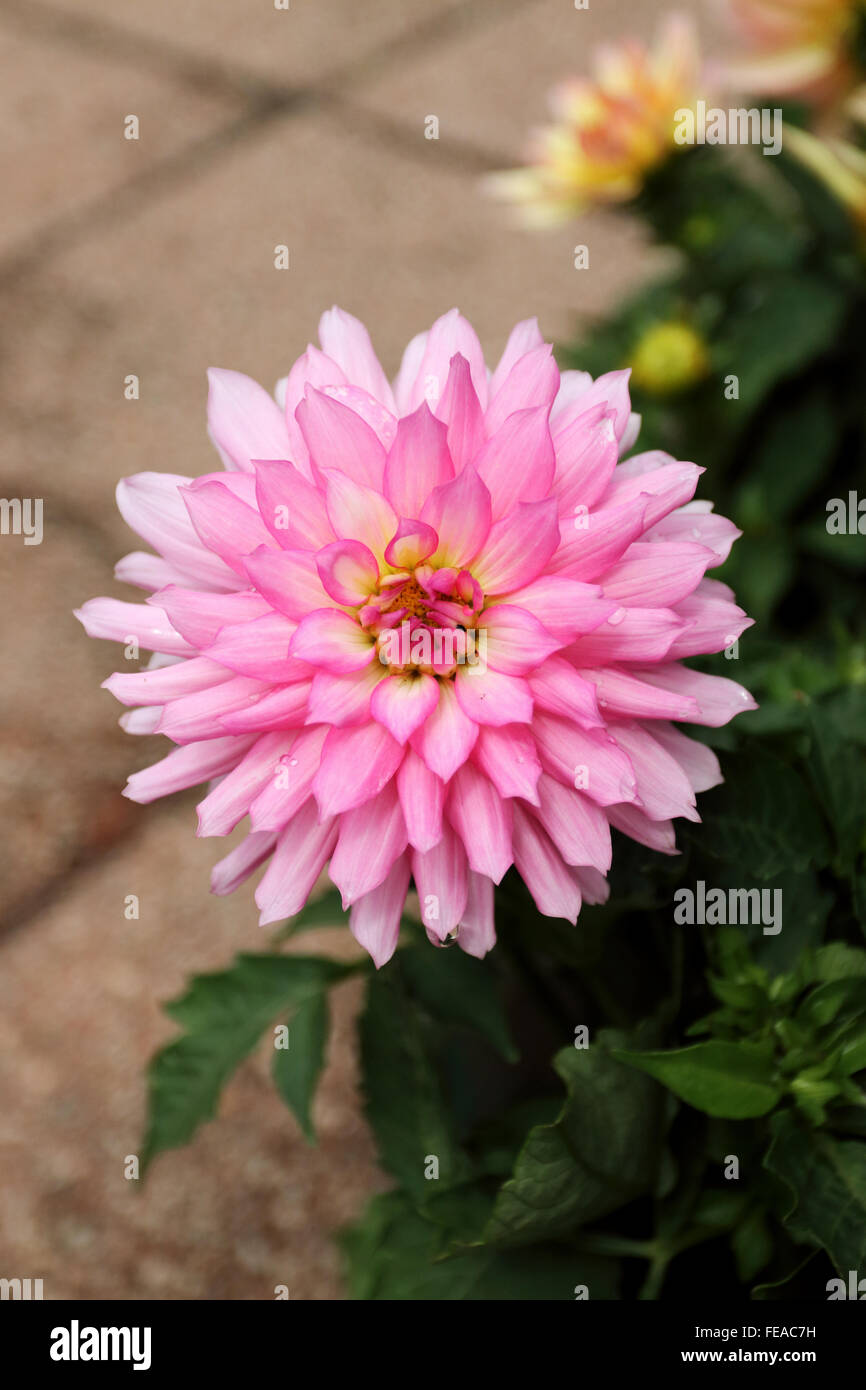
[
  {"left": 0, "top": 803, "right": 380, "bottom": 1300},
  {"left": 0, "top": 16, "right": 242, "bottom": 259}
]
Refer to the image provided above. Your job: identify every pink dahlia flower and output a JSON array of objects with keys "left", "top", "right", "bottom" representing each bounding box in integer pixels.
[{"left": 77, "top": 308, "right": 755, "bottom": 965}]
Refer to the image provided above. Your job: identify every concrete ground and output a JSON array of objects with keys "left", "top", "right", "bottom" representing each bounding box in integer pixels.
[{"left": 0, "top": 0, "right": 694, "bottom": 1299}]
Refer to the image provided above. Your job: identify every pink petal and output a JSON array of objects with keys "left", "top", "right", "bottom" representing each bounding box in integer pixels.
[
  {"left": 568, "top": 606, "right": 684, "bottom": 664},
  {"left": 447, "top": 762, "right": 513, "bottom": 883},
  {"left": 74, "top": 597, "right": 193, "bottom": 657},
  {"left": 318, "top": 306, "right": 396, "bottom": 410},
  {"left": 473, "top": 724, "right": 542, "bottom": 803},
  {"left": 196, "top": 731, "right": 293, "bottom": 836},
  {"left": 391, "top": 329, "right": 428, "bottom": 415},
  {"left": 151, "top": 586, "right": 269, "bottom": 647},
  {"left": 181, "top": 479, "right": 279, "bottom": 577},
  {"left": 649, "top": 721, "right": 723, "bottom": 793},
  {"left": 527, "top": 656, "right": 603, "bottom": 727},
  {"left": 114, "top": 550, "right": 188, "bottom": 592},
  {"left": 104, "top": 656, "right": 232, "bottom": 707},
  {"left": 434, "top": 353, "right": 485, "bottom": 472},
  {"left": 397, "top": 749, "right": 444, "bottom": 852},
  {"left": 249, "top": 725, "right": 328, "bottom": 831},
  {"left": 484, "top": 344, "right": 559, "bottom": 437},
  {"left": 371, "top": 671, "right": 440, "bottom": 743},
  {"left": 501, "top": 576, "right": 615, "bottom": 643},
  {"left": 410, "top": 678, "right": 478, "bottom": 781},
  {"left": 605, "top": 454, "right": 703, "bottom": 528},
  {"left": 282, "top": 344, "right": 347, "bottom": 475},
  {"left": 211, "top": 830, "right": 277, "bottom": 895},
  {"left": 549, "top": 496, "right": 648, "bottom": 580},
  {"left": 321, "top": 384, "right": 398, "bottom": 450},
  {"left": 253, "top": 459, "right": 335, "bottom": 550},
  {"left": 630, "top": 663, "right": 757, "bottom": 726},
  {"left": 219, "top": 682, "right": 311, "bottom": 734},
  {"left": 116, "top": 473, "right": 238, "bottom": 590},
  {"left": 412, "top": 822, "right": 469, "bottom": 939},
  {"left": 124, "top": 735, "right": 254, "bottom": 804},
  {"left": 609, "top": 722, "right": 699, "bottom": 822},
  {"left": 383, "top": 403, "right": 454, "bottom": 517},
  {"left": 330, "top": 781, "right": 408, "bottom": 907},
  {"left": 306, "top": 664, "right": 385, "bottom": 726},
  {"left": 647, "top": 502, "right": 740, "bottom": 564},
  {"left": 384, "top": 518, "right": 439, "bottom": 569},
  {"left": 511, "top": 805, "right": 581, "bottom": 924},
  {"left": 667, "top": 590, "right": 754, "bottom": 659},
  {"left": 455, "top": 665, "right": 533, "bottom": 727},
  {"left": 409, "top": 309, "right": 488, "bottom": 412},
  {"left": 488, "top": 317, "right": 545, "bottom": 400},
  {"left": 478, "top": 604, "right": 561, "bottom": 675},
  {"left": 457, "top": 871, "right": 496, "bottom": 958},
  {"left": 350, "top": 856, "right": 412, "bottom": 968},
  {"left": 255, "top": 799, "right": 339, "bottom": 925},
  {"left": 289, "top": 608, "right": 375, "bottom": 673},
  {"left": 535, "top": 772, "right": 612, "bottom": 871},
  {"left": 296, "top": 386, "right": 386, "bottom": 489},
  {"left": 420, "top": 466, "right": 492, "bottom": 570},
  {"left": 207, "top": 367, "right": 290, "bottom": 473},
  {"left": 552, "top": 404, "right": 619, "bottom": 512},
  {"left": 602, "top": 541, "right": 714, "bottom": 606},
  {"left": 533, "top": 712, "right": 639, "bottom": 806},
  {"left": 475, "top": 407, "right": 556, "bottom": 520},
  {"left": 316, "top": 539, "right": 380, "bottom": 606},
  {"left": 556, "top": 368, "right": 632, "bottom": 442},
  {"left": 204, "top": 612, "right": 310, "bottom": 683},
  {"left": 322, "top": 469, "right": 397, "bottom": 564},
  {"left": 575, "top": 666, "right": 699, "bottom": 721},
  {"left": 473, "top": 498, "right": 560, "bottom": 595},
  {"left": 607, "top": 802, "right": 678, "bottom": 854},
  {"left": 312, "top": 722, "right": 404, "bottom": 817},
  {"left": 157, "top": 675, "right": 272, "bottom": 743},
  {"left": 244, "top": 546, "right": 332, "bottom": 621}
]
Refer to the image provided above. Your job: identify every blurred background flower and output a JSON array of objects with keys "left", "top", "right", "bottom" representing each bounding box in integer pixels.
[{"left": 723, "top": 0, "right": 865, "bottom": 103}]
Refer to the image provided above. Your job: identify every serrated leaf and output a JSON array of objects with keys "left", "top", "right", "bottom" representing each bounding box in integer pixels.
[
  {"left": 614, "top": 1041, "right": 782, "bottom": 1119},
  {"left": 765, "top": 1110, "right": 866, "bottom": 1273},
  {"left": 271, "top": 990, "right": 329, "bottom": 1142}
]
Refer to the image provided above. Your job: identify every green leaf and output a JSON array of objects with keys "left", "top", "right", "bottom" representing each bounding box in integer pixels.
[
  {"left": 398, "top": 942, "right": 517, "bottom": 1061},
  {"left": 806, "top": 698, "right": 866, "bottom": 871},
  {"left": 483, "top": 1027, "right": 664, "bottom": 1248},
  {"left": 142, "top": 954, "right": 352, "bottom": 1168},
  {"left": 359, "top": 962, "right": 470, "bottom": 1199},
  {"left": 614, "top": 1041, "right": 783, "bottom": 1119},
  {"left": 271, "top": 990, "right": 329, "bottom": 1142},
  {"left": 731, "top": 1207, "right": 774, "bottom": 1282},
  {"left": 765, "top": 1110, "right": 866, "bottom": 1272}
]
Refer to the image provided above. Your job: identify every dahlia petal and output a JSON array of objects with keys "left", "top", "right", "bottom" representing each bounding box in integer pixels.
[
  {"left": 253, "top": 459, "right": 335, "bottom": 551},
  {"left": 114, "top": 551, "right": 185, "bottom": 592},
  {"left": 206, "top": 367, "right": 290, "bottom": 473},
  {"left": 574, "top": 866, "right": 610, "bottom": 905},
  {"left": 321, "top": 384, "right": 398, "bottom": 450},
  {"left": 181, "top": 479, "right": 280, "bottom": 579},
  {"left": 434, "top": 353, "right": 485, "bottom": 472},
  {"left": 219, "top": 682, "right": 311, "bottom": 733},
  {"left": 511, "top": 805, "right": 581, "bottom": 924},
  {"left": 551, "top": 368, "right": 593, "bottom": 418},
  {"left": 409, "top": 308, "right": 488, "bottom": 412},
  {"left": 149, "top": 586, "right": 270, "bottom": 649},
  {"left": 410, "top": 678, "right": 478, "bottom": 781},
  {"left": 371, "top": 671, "right": 440, "bottom": 743},
  {"left": 330, "top": 782, "right": 408, "bottom": 907},
  {"left": 619, "top": 412, "right": 642, "bottom": 455},
  {"left": 473, "top": 724, "right": 542, "bottom": 803},
  {"left": 567, "top": 606, "right": 684, "bottom": 664},
  {"left": 384, "top": 518, "right": 439, "bottom": 569},
  {"left": 244, "top": 546, "right": 332, "bottom": 622},
  {"left": 533, "top": 712, "right": 639, "bottom": 805},
  {"left": 475, "top": 406, "right": 556, "bottom": 519},
  {"left": 124, "top": 734, "right": 255, "bottom": 803},
  {"left": 104, "top": 657, "right": 232, "bottom": 707},
  {"left": 289, "top": 609, "right": 375, "bottom": 673},
  {"left": 552, "top": 405, "right": 619, "bottom": 513},
  {"left": 602, "top": 541, "right": 715, "bottom": 606},
  {"left": 420, "top": 466, "right": 492, "bottom": 570},
  {"left": 316, "top": 539, "right": 380, "bottom": 605},
  {"left": 455, "top": 665, "right": 533, "bottom": 727},
  {"left": 249, "top": 726, "right": 328, "bottom": 831},
  {"left": 666, "top": 592, "right": 754, "bottom": 659},
  {"left": 473, "top": 498, "right": 560, "bottom": 595},
  {"left": 383, "top": 403, "right": 453, "bottom": 517},
  {"left": 484, "top": 345, "right": 559, "bottom": 437},
  {"left": 397, "top": 749, "right": 445, "bottom": 852},
  {"left": 116, "top": 473, "right": 238, "bottom": 590},
  {"left": 211, "top": 830, "right": 278, "bottom": 895},
  {"left": 576, "top": 666, "right": 699, "bottom": 722},
  {"left": 412, "top": 822, "right": 469, "bottom": 939},
  {"left": 501, "top": 576, "right": 615, "bottom": 643},
  {"left": 631, "top": 664, "right": 757, "bottom": 726},
  {"left": 558, "top": 368, "right": 632, "bottom": 441},
  {"left": 322, "top": 469, "right": 398, "bottom": 565},
  {"left": 296, "top": 386, "right": 386, "bottom": 490},
  {"left": 534, "top": 772, "right": 612, "bottom": 872},
  {"left": 119, "top": 707, "right": 162, "bottom": 735},
  {"left": 606, "top": 802, "right": 678, "bottom": 854},
  {"left": 318, "top": 306, "right": 397, "bottom": 411},
  {"left": 312, "top": 722, "right": 404, "bottom": 817},
  {"left": 611, "top": 721, "right": 700, "bottom": 822},
  {"left": 391, "top": 329, "right": 428, "bottom": 414},
  {"left": 457, "top": 871, "right": 496, "bottom": 958},
  {"left": 488, "top": 317, "right": 545, "bottom": 400},
  {"left": 649, "top": 721, "right": 723, "bottom": 794},
  {"left": 196, "top": 731, "right": 292, "bottom": 836},
  {"left": 204, "top": 612, "right": 310, "bottom": 683},
  {"left": 255, "top": 799, "right": 339, "bottom": 926},
  {"left": 605, "top": 454, "right": 703, "bottom": 528},
  {"left": 74, "top": 597, "right": 193, "bottom": 657},
  {"left": 349, "top": 856, "right": 412, "bottom": 968},
  {"left": 282, "top": 344, "right": 347, "bottom": 475},
  {"left": 478, "top": 604, "right": 561, "bottom": 675},
  {"left": 306, "top": 664, "right": 385, "bottom": 727},
  {"left": 527, "top": 656, "right": 603, "bottom": 727},
  {"left": 447, "top": 762, "right": 513, "bottom": 883},
  {"left": 647, "top": 503, "right": 740, "bottom": 565},
  {"left": 157, "top": 675, "right": 272, "bottom": 743},
  {"left": 549, "top": 496, "right": 648, "bottom": 580}
]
